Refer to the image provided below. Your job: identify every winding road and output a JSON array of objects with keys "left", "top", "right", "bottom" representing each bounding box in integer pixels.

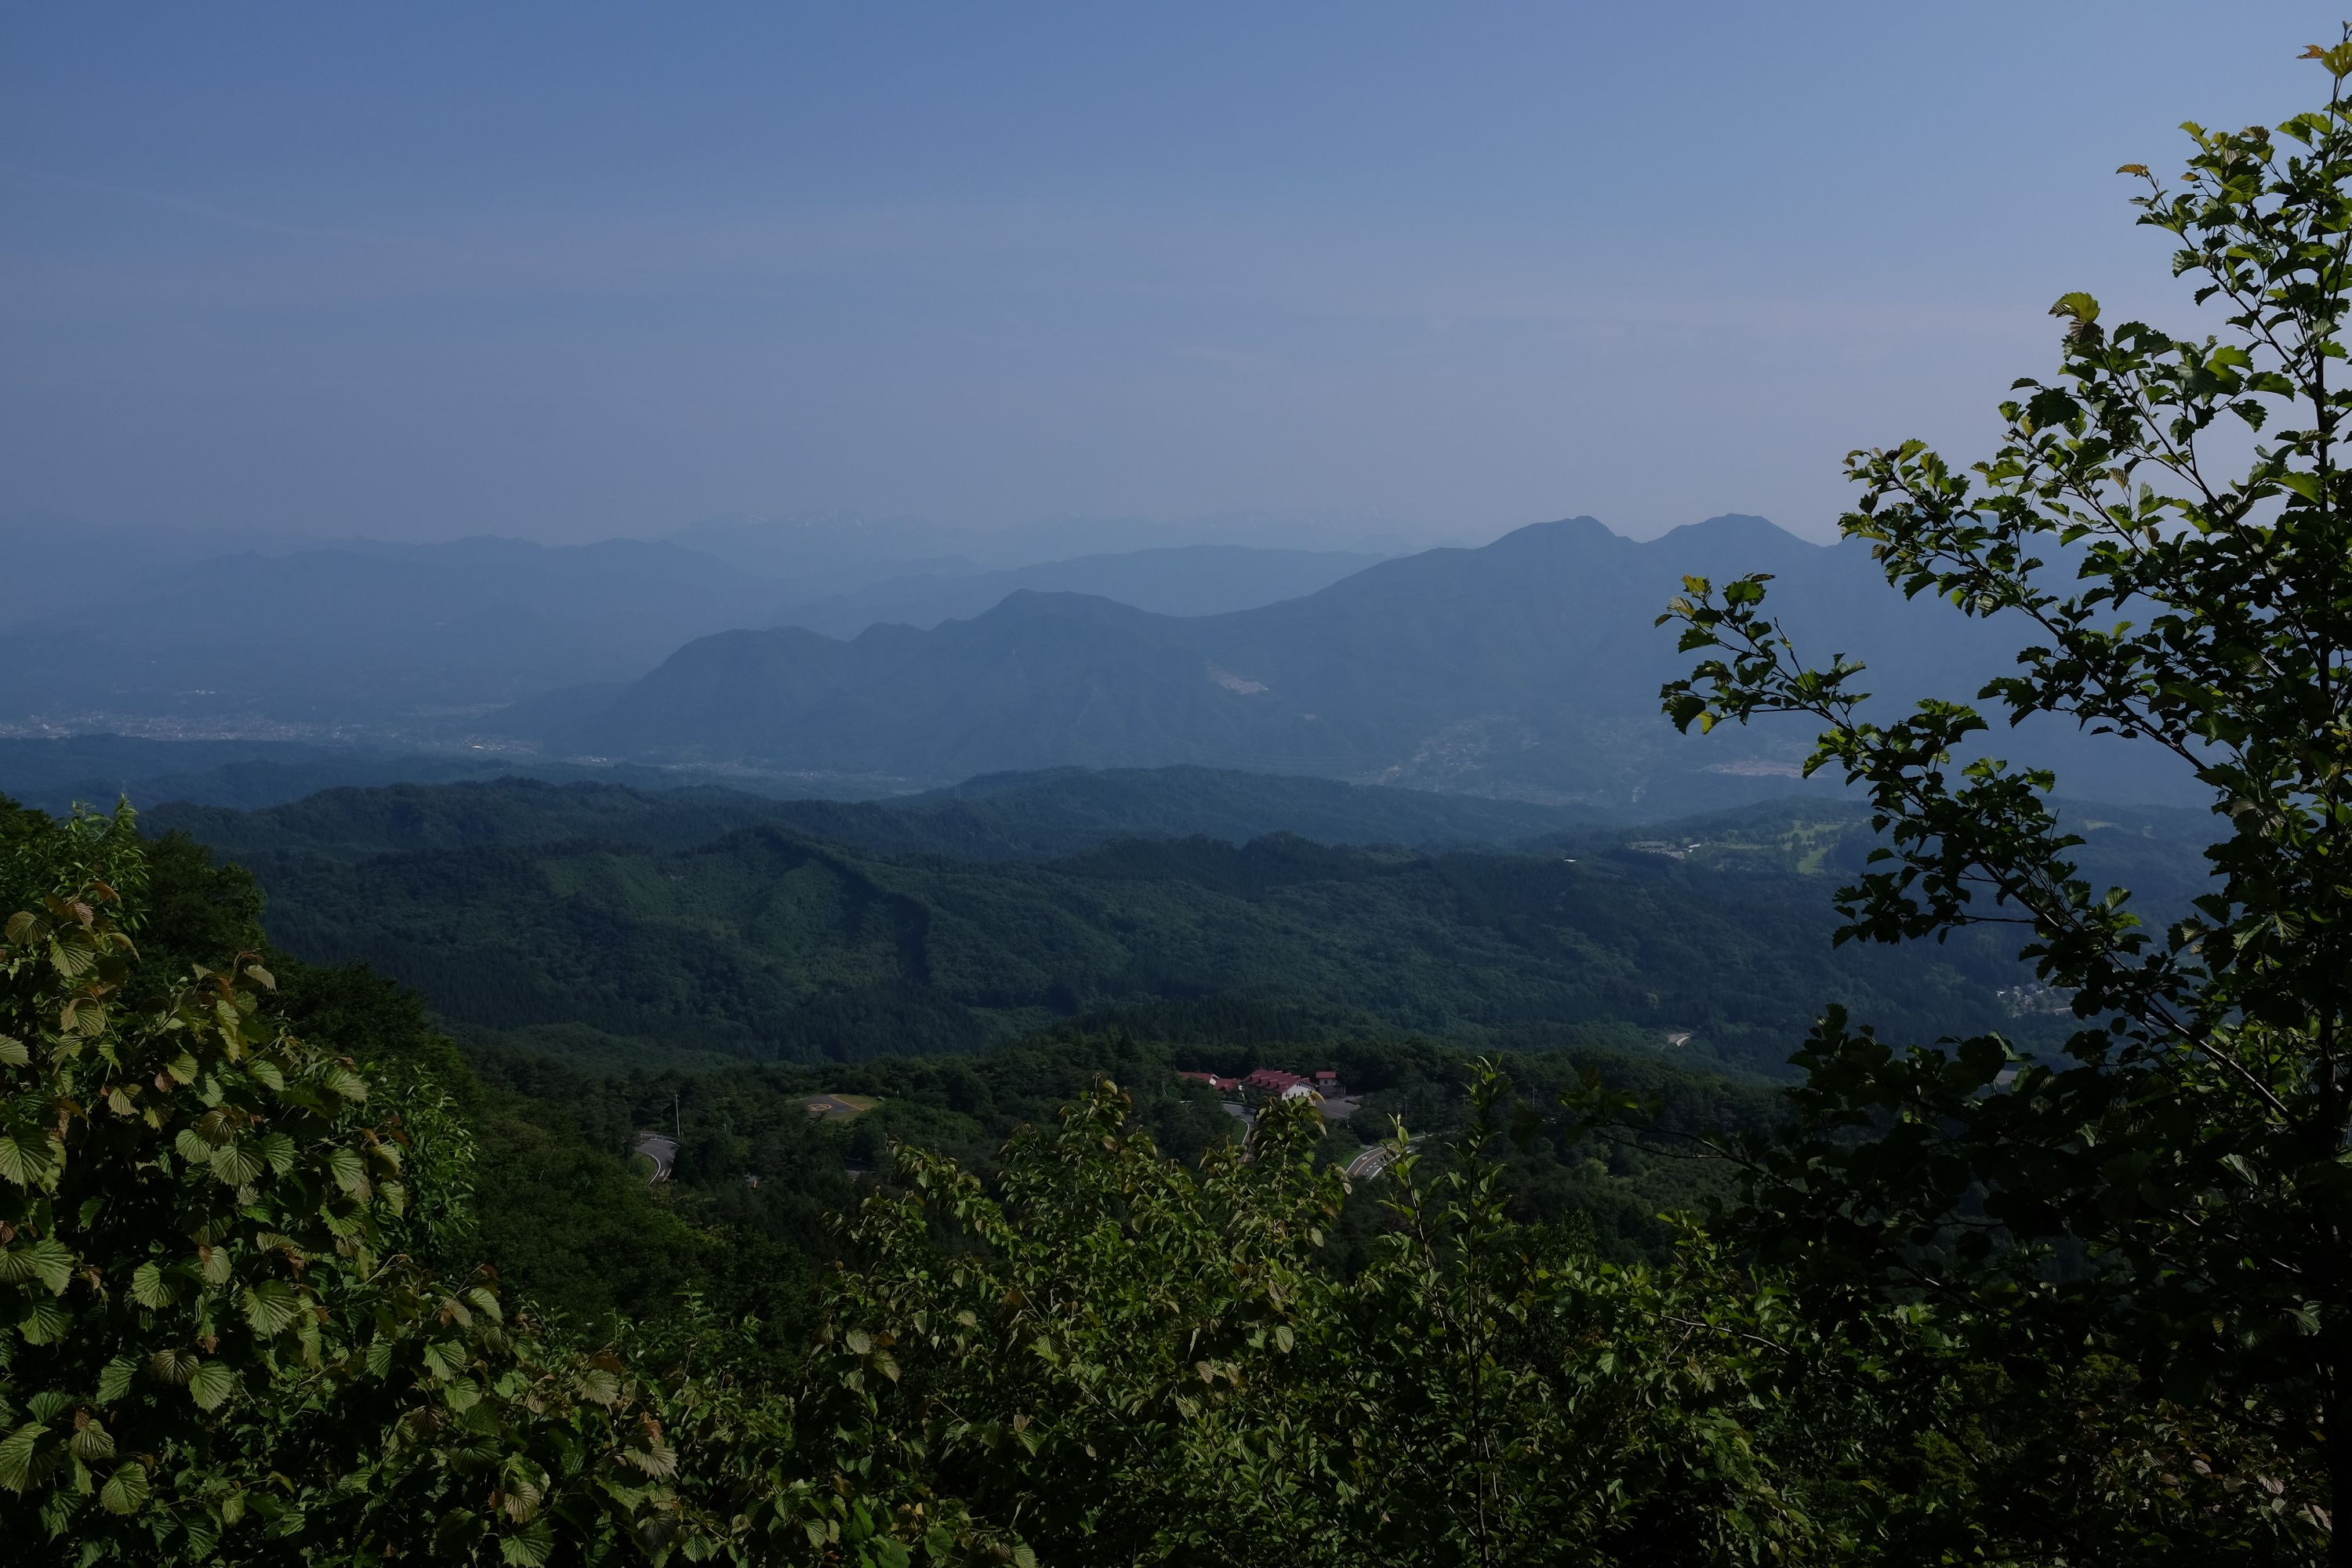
[{"left": 1345, "top": 1135, "right": 1425, "bottom": 1181}]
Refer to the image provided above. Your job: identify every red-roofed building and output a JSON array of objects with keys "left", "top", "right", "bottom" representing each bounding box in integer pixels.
[
  {"left": 1178, "top": 1069, "right": 1243, "bottom": 1093},
  {"left": 1244, "top": 1068, "right": 1311, "bottom": 1098}
]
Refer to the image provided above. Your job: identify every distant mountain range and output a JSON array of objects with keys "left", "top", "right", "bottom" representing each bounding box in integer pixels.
[
  {"left": 501, "top": 515, "right": 2199, "bottom": 808},
  {"left": 666, "top": 510, "right": 1437, "bottom": 578},
  {"left": 2, "top": 510, "right": 2201, "bottom": 810},
  {"left": 0, "top": 523, "right": 1396, "bottom": 727}
]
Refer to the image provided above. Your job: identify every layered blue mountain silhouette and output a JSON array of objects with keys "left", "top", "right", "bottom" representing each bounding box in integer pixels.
[
  {"left": 0, "top": 512, "right": 2192, "bottom": 809},
  {"left": 497, "top": 516, "right": 2190, "bottom": 808}
]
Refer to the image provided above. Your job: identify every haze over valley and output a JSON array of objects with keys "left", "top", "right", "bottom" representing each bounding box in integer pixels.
[{"left": 0, "top": 506, "right": 2197, "bottom": 815}]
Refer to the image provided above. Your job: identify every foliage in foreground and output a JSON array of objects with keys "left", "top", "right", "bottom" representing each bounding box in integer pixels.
[
  {"left": 0, "top": 804, "right": 858, "bottom": 1565},
  {"left": 1662, "top": 34, "right": 2352, "bottom": 1560},
  {"left": 0, "top": 795, "right": 2322, "bottom": 1563}
]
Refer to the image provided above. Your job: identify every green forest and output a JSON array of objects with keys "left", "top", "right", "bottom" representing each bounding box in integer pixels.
[
  {"left": 147, "top": 764, "right": 2223, "bottom": 1082},
  {"left": 10, "top": 49, "right": 2352, "bottom": 1568},
  {"left": 154, "top": 779, "right": 2075, "bottom": 1076}
]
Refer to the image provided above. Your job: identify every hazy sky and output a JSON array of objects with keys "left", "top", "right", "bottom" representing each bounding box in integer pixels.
[{"left": 4, "top": 3, "right": 2343, "bottom": 545}]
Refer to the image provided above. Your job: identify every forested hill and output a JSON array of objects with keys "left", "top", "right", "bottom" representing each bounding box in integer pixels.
[
  {"left": 151, "top": 775, "right": 2067, "bottom": 1077},
  {"left": 143, "top": 766, "right": 1598, "bottom": 866}
]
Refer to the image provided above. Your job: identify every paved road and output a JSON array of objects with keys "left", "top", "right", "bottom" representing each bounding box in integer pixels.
[
  {"left": 1345, "top": 1135, "right": 1424, "bottom": 1181},
  {"left": 633, "top": 1131, "right": 679, "bottom": 1182}
]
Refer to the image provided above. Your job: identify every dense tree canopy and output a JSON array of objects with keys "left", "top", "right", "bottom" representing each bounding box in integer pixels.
[{"left": 0, "top": 794, "right": 2310, "bottom": 1563}]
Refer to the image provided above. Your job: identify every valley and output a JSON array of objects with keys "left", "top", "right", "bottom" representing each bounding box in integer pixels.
[{"left": 136, "top": 768, "right": 2207, "bottom": 1077}]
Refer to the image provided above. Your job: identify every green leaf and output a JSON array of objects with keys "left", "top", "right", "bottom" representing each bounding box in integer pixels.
[
  {"left": 0, "top": 1035, "right": 27, "bottom": 1067},
  {"left": 328, "top": 1146, "right": 368, "bottom": 1197},
  {"left": 130, "top": 1261, "right": 178, "bottom": 1310},
  {"left": 189, "top": 1360, "right": 238, "bottom": 1413},
  {"left": 48, "top": 927, "right": 98, "bottom": 978},
  {"left": 498, "top": 1516, "right": 554, "bottom": 1566},
  {"left": 209, "top": 1141, "right": 267, "bottom": 1188},
  {"left": 67, "top": 1417, "right": 114, "bottom": 1464},
  {"left": 96, "top": 1356, "right": 137, "bottom": 1403},
  {"left": 0, "top": 1422, "right": 47, "bottom": 1493},
  {"left": 0, "top": 1131, "right": 53, "bottom": 1187},
  {"left": 1, "top": 1238, "right": 74, "bottom": 1294},
  {"left": 255, "top": 1131, "right": 296, "bottom": 1178},
  {"left": 98, "top": 1461, "right": 151, "bottom": 1515},
  {"left": 17, "top": 1294, "right": 69, "bottom": 1345},
  {"left": 243, "top": 1279, "right": 304, "bottom": 1339},
  {"left": 575, "top": 1365, "right": 621, "bottom": 1406},
  {"left": 620, "top": 1439, "right": 677, "bottom": 1479}
]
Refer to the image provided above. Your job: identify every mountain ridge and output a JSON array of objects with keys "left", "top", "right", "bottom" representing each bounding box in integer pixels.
[
  {"left": 503, "top": 514, "right": 2132, "bottom": 807},
  {"left": 774, "top": 544, "right": 1385, "bottom": 637}
]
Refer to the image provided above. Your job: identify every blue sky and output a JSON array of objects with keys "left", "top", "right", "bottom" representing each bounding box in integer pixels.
[{"left": 2, "top": 2, "right": 2343, "bottom": 544}]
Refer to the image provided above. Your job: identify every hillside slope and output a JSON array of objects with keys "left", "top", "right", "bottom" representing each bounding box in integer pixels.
[
  {"left": 163, "top": 784, "right": 2053, "bottom": 1077},
  {"left": 141, "top": 767, "right": 1599, "bottom": 865}
]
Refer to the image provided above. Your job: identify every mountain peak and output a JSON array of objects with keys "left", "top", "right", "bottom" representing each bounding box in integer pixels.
[
  {"left": 1657, "top": 514, "right": 1815, "bottom": 547},
  {"left": 971, "top": 589, "right": 1167, "bottom": 627},
  {"left": 1485, "top": 516, "right": 1617, "bottom": 550}
]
